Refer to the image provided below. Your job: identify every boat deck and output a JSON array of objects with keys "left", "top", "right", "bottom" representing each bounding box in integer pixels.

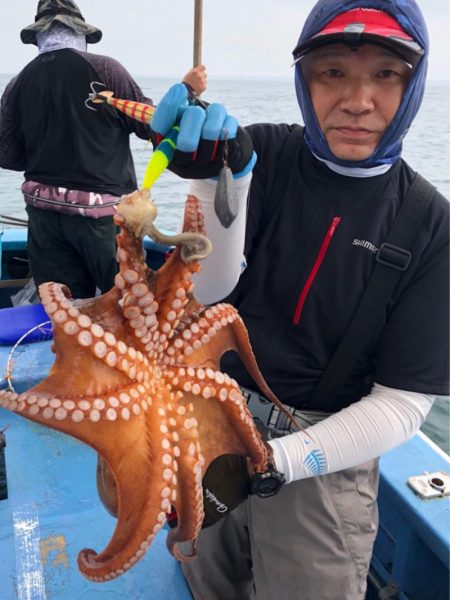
[
  {"left": 1, "top": 338, "right": 449, "bottom": 599},
  {"left": 0, "top": 340, "right": 192, "bottom": 599}
]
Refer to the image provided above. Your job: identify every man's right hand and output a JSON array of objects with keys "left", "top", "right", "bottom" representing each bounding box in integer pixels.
[{"left": 150, "top": 83, "right": 254, "bottom": 180}]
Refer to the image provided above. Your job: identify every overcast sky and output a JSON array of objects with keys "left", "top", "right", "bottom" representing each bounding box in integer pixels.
[{"left": 1, "top": 1, "right": 449, "bottom": 80}]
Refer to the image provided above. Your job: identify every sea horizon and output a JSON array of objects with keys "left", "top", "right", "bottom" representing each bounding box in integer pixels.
[{"left": 0, "top": 71, "right": 449, "bottom": 84}]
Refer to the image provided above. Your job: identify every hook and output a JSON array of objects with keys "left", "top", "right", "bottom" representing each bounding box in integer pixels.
[{"left": 85, "top": 80, "right": 107, "bottom": 111}]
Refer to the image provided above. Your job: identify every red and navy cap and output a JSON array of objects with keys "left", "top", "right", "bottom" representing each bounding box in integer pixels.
[{"left": 293, "top": 8, "right": 424, "bottom": 65}]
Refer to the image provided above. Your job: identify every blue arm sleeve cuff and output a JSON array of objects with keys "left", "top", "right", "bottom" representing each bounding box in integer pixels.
[{"left": 234, "top": 151, "right": 257, "bottom": 179}]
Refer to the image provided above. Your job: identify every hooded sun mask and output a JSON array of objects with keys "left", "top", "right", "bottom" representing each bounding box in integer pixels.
[{"left": 293, "top": 0, "right": 429, "bottom": 168}]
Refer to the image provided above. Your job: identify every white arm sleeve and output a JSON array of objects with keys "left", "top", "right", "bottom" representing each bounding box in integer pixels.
[
  {"left": 269, "top": 383, "right": 434, "bottom": 484},
  {"left": 188, "top": 174, "right": 251, "bottom": 305}
]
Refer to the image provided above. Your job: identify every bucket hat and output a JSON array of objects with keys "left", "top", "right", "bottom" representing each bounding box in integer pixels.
[{"left": 21, "top": 0, "right": 102, "bottom": 45}]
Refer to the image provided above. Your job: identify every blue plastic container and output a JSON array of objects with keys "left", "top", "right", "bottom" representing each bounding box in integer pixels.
[{"left": 0, "top": 303, "right": 52, "bottom": 345}]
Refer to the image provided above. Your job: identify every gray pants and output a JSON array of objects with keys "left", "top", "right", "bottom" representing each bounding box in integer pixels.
[{"left": 182, "top": 411, "right": 379, "bottom": 600}]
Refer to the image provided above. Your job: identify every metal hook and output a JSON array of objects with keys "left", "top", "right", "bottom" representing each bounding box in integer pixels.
[
  {"left": 85, "top": 97, "right": 97, "bottom": 111},
  {"left": 85, "top": 81, "right": 107, "bottom": 111}
]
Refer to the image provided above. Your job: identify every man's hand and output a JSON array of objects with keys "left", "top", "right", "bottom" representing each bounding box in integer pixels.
[
  {"left": 164, "top": 454, "right": 250, "bottom": 530},
  {"left": 182, "top": 64, "right": 207, "bottom": 96},
  {"left": 202, "top": 454, "right": 251, "bottom": 528},
  {"left": 150, "top": 83, "right": 254, "bottom": 179},
  {"left": 201, "top": 443, "right": 285, "bottom": 527},
  {"left": 201, "top": 441, "right": 284, "bottom": 528}
]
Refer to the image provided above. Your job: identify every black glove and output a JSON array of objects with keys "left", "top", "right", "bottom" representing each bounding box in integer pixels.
[
  {"left": 166, "top": 450, "right": 285, "bottom": 530},
  {"left": 150, "top": 83, "right": 254, "bottom": 180},
  {"left": 166, "top": 454, "right": 249, "bottom": 530},
  {"left": 202, "top": 454, "right": 251, "bottom": 528}
]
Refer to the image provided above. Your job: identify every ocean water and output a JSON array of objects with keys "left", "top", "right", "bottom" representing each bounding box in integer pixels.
[
  {"left": 1, "top": 76, "right": 449, "bottom": 226},
  {"left": 0, "top": 74, "right": 449, "bottom": 453}
]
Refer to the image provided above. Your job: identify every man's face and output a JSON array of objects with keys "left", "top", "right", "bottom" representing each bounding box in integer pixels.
[{"left": 302, "top": 43, "right": 411, "bottom": 161}]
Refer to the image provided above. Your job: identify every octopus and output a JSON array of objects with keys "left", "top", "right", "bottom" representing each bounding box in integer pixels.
[{"left": 0, "top": 189, "right": 294, "bottom": 582}]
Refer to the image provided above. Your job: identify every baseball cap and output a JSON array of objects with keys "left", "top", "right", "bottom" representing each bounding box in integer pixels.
[{"left": 293, "top": 8, "right": 424, "bottom": 66}]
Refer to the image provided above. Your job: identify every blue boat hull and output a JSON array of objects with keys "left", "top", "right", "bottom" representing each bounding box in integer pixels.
[{"left": 368, "top": 433, "right": 449, "bottom": 599}]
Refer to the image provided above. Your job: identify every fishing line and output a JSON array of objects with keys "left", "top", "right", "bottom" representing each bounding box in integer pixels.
[{"left": 5, "top": 321, "right": 52, "bottom": 393}]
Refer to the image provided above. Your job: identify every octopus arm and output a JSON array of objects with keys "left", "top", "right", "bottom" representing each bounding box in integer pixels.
[
  {"left": 165, "top": 409, "right": 205, "bottom": 560},
  {"left": 185, "top": 305, "right": 298, "bottom": 431},
  {"left": 78, "top": 400, "right": 179, "bottom": 581}
]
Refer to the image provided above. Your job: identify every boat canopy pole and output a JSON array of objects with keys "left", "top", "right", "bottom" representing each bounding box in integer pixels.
[{"left": 193, "top": 0, "right": 203, "bottom": 67}]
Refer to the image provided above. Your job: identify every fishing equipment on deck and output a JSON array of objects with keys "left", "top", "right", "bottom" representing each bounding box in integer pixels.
[
  {"left": 0, "top": 215, "right": 28, "bottom": 228},
  {"left": 0, "top": 304, "right": 52, "bottom": 347}
]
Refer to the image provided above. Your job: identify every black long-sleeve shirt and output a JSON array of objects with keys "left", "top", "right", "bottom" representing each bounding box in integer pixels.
[
  {"left": 0, "top": 49, "right": 152, "bottom": 196},
  {"left": 223, "top": 124, "right": 449, "bottom": 411}
]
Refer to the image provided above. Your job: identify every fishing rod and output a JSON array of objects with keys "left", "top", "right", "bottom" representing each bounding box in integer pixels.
[
  {"left": 141, "top": 0, "right": 204, "bottom": 190},
  {"left": 86, "top": 1, "right": 205, "bottom": 192},
  {"left": 194, "top": 0, "right": 203, "bottom": 68},
  {"left": 0, "top": 214, "right": 28, "bottom": 227}
]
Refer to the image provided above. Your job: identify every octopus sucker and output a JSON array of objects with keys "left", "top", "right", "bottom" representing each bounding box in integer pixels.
[{"left": 0, "top": 188, "right": 296, "bottom": 581}]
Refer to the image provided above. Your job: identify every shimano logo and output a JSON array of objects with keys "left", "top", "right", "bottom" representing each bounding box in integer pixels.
[
  {"left": 204, "top": 488, "right": 228, "bottom": 513},
  {"left": 352, "top": 239, "right": 378, "bottom": 254}
]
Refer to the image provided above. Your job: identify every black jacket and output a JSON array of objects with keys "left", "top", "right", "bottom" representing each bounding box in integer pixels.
[{"left": 223, "top": 124, "right": 449, "bottom": 411}]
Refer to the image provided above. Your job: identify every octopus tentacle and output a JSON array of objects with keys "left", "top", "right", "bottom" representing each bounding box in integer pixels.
[
  {"left": 167, "top": 368, "right": 268, "bottom": 471},
  {"left": 41, "top": 282, "right": 151, "bottom": 382},
  {"left": 185, "top": 303, "right": 299, "bottom": 431},
  {"left": 121, "top": 288, "right": 159, "bottom": 340},
  {"left": 114, "top": 216, "right": 153, "bottom": 298},
  {"left": 78, "top": 394, "right": 175, "bottom": 581},
  {"left": 148, "top": 196, "right": 211, "bottom": 263},
  {"left": 5, "top": 385, "right": 156, "bottom": 448},
  {"left": 166, "top": 403, "right": 205, "bottom": 559},
  {"left": 153, "top": 270, "right": 194, "bottom": 355},
  {"left": 152, "top": 197, "right": 207, "bottom": 344},
  {"left": 114, "top": 203, "right": 159, "bottom": 349},
  {"left": 164, "top": 303, "right": 236, "bottom": 365},
  {"left": 149, "top": 226, "right": 211, "bottom": 263}
]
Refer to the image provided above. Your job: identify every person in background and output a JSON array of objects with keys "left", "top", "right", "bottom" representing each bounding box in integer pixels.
[
  {"left": 0, "top": 0, "right": 206, "bottom": 299},
  {"left": 147, "top": 0, "right": 449, "bottom": 598}
]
